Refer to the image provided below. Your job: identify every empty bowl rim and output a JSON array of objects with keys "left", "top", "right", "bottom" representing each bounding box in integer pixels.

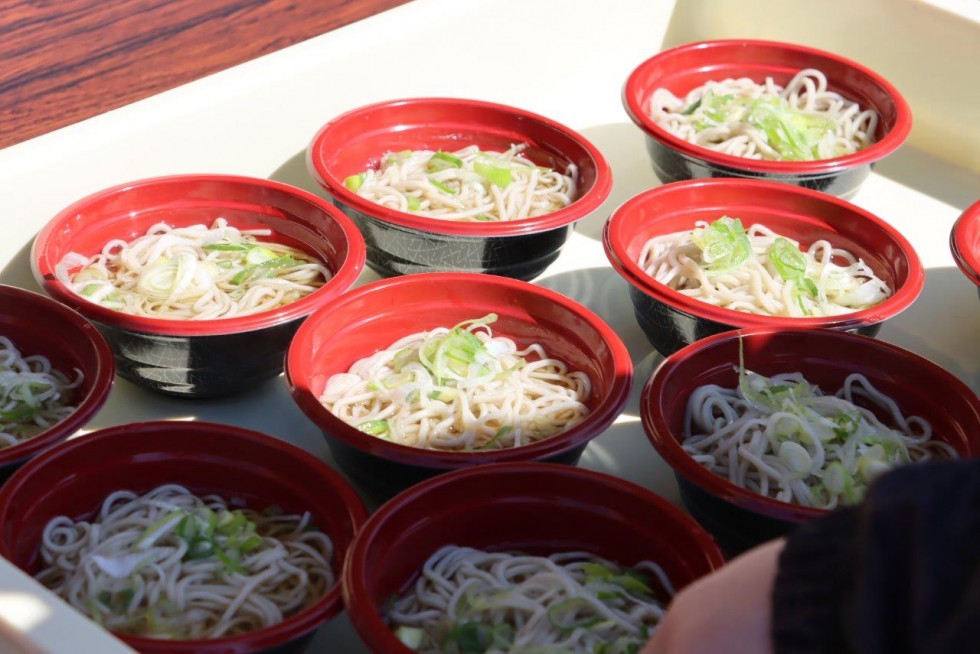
[{"left": 951, "top": 199, "right": 980, "bottom": 287}]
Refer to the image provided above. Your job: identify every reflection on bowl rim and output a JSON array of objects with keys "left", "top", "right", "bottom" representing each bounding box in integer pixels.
[
  {"left": 31, "top": 174, "right": 366, "bottom": 337},
  {"left": 285, "top": 272, "right": 633, "bottom": 469},
  {"left": 306, "top": 96, "right": 613, "bottom": 237},
  {"left": 951, "top": 199, "right": 980, "bottom": 287},
  {"left": 0, "top": 284, "right": 115, "bottom": 468},
  {"left": 641, "top": 327, "right": 980, "bottom": 524},
  {"left": 603, "top": 178, "right": 924, "bottom": 331},
  {"left": 622, "top": 38, "right": 913, "bottom": 175}
]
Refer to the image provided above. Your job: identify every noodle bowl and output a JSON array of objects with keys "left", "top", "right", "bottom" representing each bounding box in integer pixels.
[
  {"left": 639, "top": 216, "right": 891, "bottom": 317},
  {"left": 387, "top": 545, "right": 672, "bottom": 653},
  {"left": 36, "top": 484, "right": 334, "bottom": 640},
  {"left": 0, "top": 336, "right": 82, "bottom": 449},
  {"left": 648, "top": 68, "right": 878, "bottom": 162},
  {"left": 56, "top": 218, "right": 331, "bottom": 320},
  {"left": 345, "top": 144, "right": 577, "bottom": 222},
  {"left": 320, "top": 314, "right": 591, "bottom": 451}
]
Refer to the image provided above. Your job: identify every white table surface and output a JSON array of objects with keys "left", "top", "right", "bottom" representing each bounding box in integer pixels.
[{"left": 0, "top": 0, "right": 977, "bottom": 651}]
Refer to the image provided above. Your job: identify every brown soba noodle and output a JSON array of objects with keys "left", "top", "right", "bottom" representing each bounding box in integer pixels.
[
  {"left": 35, "top": 484, "right": 334, "bottom": 640},
  {"left": 387, "top": 545, "right": 674, "bottom": 653},
  {"left": 647, "top": 68, "right": 878, "bottom": 161},
  {"left": 0, "top": 336, "right": 82, "bottom": 449},
  {"left": 55, "top": 218, "right": 330, "bottom": 320}
]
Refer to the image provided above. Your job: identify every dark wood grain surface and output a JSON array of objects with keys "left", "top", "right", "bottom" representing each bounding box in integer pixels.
[{"left": 0, "top": 0, "right": 411, "bottom": 149}]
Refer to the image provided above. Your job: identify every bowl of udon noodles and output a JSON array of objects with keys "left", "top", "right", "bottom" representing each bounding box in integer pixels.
[
  {"left": 951, "top": 199, "right": 980, "bottom": 300},
  {"left": 285, "top": 272, "right": 632, "bottom": 500},
  {"left": 641, "top": 328, "right": 980, "bottom": 555},
  {"left": 31, "top": 174, "right": 366, "bottom": 398},
  {"left": 623, "top": 39, "right": 912, "bottom": 199},
  {"left": 0, "top": 285, "right": 114, "bottom": 480},
  {"left": 603, "top": 178, "right": 924, "bottom": 356},
  {"left": 306, "top": 97, "right": 613, "bottom": 280},
  {"left": 0, "top": 420, "right": 368, "bottom": 654},
  {"left": 343, "top": 461, "right": 725, "bottom": 654}
]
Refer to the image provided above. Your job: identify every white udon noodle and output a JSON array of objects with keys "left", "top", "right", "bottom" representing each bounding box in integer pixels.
[
  {"left": 320, "top": 317, "right": 591, "bottom": 451},
  {"left": 683, "top": 371, "right": 958, "bottom": 509},
  {"left": 639, "top": 221, "right": 891, "bottom": 317},
  {"left": 648, "top": 68, "right": 878, "bottom": 161},
  {"left": 351, "top": 144, "right": 578, "bottom": 222},
  {"left": 0, "top": 336, "right": 83, "bottom": 448},
  {"left": 56, "top": 218, "right": 330, "bottom": 320},
  {"left": 36, "top": 484, "right": 334, "bottom": 640},
  {"left": 387, "top": 545, "right": 674, "bottom": 653}
]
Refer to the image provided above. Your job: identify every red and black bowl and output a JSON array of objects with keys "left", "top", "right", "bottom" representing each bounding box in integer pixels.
[
  {"left": 641, "top": 328, "right": 980, "bottom": 555},
  {"left": 306, "top": 97, "right": 612, "bottom": 280},
  {"left": 951, "top": 199, "right": 980, "bottom": 300},
  {"left": 623, "top": 39, "right": 912, "bottom": 199},
  {"left": 32, "top": 175, "right": 366, "bottom": 398},
  {"left": 0, "top": 420, "right": 368, "bottom": 654},
  {"left": 343, "top": 462, "right": 726, "bottom": 653},
  {"left": 603, "top": 178, "right": 924, "bottom": 356},
  {"left": 285, "top": 272, "right": 633, "bottom": 501},
  {"left": 0, "top": 284, "right": 114, "bottom": 481}
]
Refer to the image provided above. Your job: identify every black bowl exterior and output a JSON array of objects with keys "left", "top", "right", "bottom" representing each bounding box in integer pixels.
[
  {"left": 254, "top": 631, "right": 316, "bottom": 654},
  {"left": 645, "top": 136, "right": 872, "bottom": 201},
  {"left": 96, "top": 317, "right": 304, "bottom": 398},
  {"left": 336, "top": 199, "right": 573, "bottom": 280},
  {"left": 675, "top": 474, "right": 799, "bottom": 557},
  {"left": 628, "top": 285, "right": 883, "bottom": 355},
  {"left": 323, "top": 431, "right": 587, "bottom": 504}
]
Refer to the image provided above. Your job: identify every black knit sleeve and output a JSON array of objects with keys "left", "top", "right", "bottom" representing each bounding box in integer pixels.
[{"left": 771, "top": 459, "right": 980, "bottom": 654}]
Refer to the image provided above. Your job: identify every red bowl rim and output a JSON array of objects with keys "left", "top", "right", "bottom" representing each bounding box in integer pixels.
[
  {"left": 31, "top": 174, "right": 367, "bottom": 337},
  {"left": 285, "top": 272, "right": 633, "bottom": 468},
  {"left": 0, "top": 285, "right": 115, "bottom": 467},
  {"left": 342, "top": 461, "right": 727, "bottom": 652},
  {"left": 602, "top": 178, "right": 924, "bottom": 330},
  {"left": 622, "top": 39, "right": 913, "bottom": 175},
  {"left": 306, "top": 97, "right": 613, "bottom": 237},
  {"left": 640, "top": 327, "right": 980, "bottom": 523},
  {"left": 951, "top": 199, "right": 980, "bottom": 287},
  {"left": 0, "top": 419, "right": 369, "bottom": 653}
]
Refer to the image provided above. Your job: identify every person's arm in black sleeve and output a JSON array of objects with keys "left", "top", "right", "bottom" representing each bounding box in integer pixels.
[{"left": 772, "top": 458, "right": 980, "bottom": 654}]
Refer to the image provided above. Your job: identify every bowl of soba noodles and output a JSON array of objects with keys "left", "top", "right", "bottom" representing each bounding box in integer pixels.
[
  {"left": 0, "top": 285, "right": 114, "bottom": 480},
  {"left": 641, "top": 328, "right": 980, "bottom": 555},
  {"left": 0, "top": 420, "right": 368, "bottom": 654},
  {"left": 306, "top": 97, "right": 613, "bottom": 280},
  {"left": 623, "top": 39, "right": 912, "bottom": 199},
  {"left": 285, "top": 272, "right": 632, "bottom": 500},
  {"left": 951, "top": 199, "right": 980, "bottom": 300},
  {"left": 343, "top": 462, "right": 725, "bottom": 653},
  {"left": 603, "top": 178, "right": 924, "bottom": 356},
  {"left": 31, "top": 175, "right": 366, "bottom": 398}
]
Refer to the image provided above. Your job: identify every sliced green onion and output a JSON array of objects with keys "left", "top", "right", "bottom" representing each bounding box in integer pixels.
[
  {"left": 426, "top": 151, "right": 463, "bottom": 172},
  {"left": 778, "top": 441, "right": 812, "bottom": 474},
  {"left": 202, "top": 242, "right": 251, "bottom": 252},
  {"left": 135, "top": 510, "right": 185, "bottom": 549},
  {"left": 681, "top": 98, "right": 702, "bottom": 115},
  {"left": 429, "top": 178, "right": 457, "bottom": 195},
  {"left": 769, "top": 237, "right": 818, "bottom": 296},
  {"left": 691, "top": 216, "right": 752, "bottom": 272},
  {"left": 474, "top": 214, "right": 493, "bottom": 222},
  {"left": 357, "top": 419, "right": 390, "bottom": 437},
  {"left": 473, "top": 155, "right": 512, "bottom": 188},
  {"left": 394, "top": 625, "right": 425, "bottom": 650},
  {"left": 547, "top": 597, "right": 602, "bottom": 633},
  {"left": 231, "top": 255, "right": 301, "bottom": 285},
  {"left": 344, "top": 173, "right": 365, "bottom": 192},
  {"left": 244, "top": 246, "right": 277, "bottom": 265},
  {"left": 406, "top": 196, "right": 421, "bottom": 211}
]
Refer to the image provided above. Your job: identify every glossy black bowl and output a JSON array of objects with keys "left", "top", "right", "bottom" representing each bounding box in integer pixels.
[
  {"left": 306, "top": 98, "right": 612, "bottom": 280},
  {"left": 32, "top": 175, "right": 366, "bottom": 398}
]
